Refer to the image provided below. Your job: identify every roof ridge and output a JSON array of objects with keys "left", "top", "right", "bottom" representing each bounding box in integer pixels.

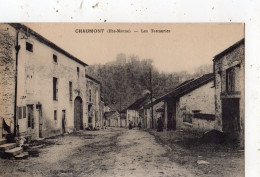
[{"left": 9, "top": 23, "right": 88, "bottom": 66}]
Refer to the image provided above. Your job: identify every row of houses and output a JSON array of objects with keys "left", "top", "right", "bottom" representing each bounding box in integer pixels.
[
  {"left": 122, "top": 38, "right": 245, "bottom": 146},
  {"left": 0, "top": 23, "right": 104, "bottom": 140}
]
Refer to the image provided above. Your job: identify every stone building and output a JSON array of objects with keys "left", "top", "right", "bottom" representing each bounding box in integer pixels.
[
  {"left": 118, "top": 109, "right": 127, "bottom": 128},
  {"left": 104, "top": 111, "right": 120, "bottom": 127},
  {"left": 145, "top": 73, "right": 216, "bottom": 132},
  {"left": 213, "top": 38, "right": 245, "bottom": 146},
  {"left": 143, "top": 101, "right": 164, "bottom": 129},
  {"left": 0, "top": 23, "right": 101, "bottom": 140},
  {"left": 125, "top": 94, "right": 153, "bottom": 127},
  {"left": 85, "top": 75, "right": 102, "bottom": 129}
]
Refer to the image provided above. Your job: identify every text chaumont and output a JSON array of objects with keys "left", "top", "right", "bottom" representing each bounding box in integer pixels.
[{"left": 75, "top": 29, "right": 105, "bottom": 33}]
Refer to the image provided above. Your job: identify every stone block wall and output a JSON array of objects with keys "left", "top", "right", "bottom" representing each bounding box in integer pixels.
[
  {"left": 214, "top": 42, "right": 245, "bottom": 146},
  {"left": 0, "top": 24, "right": 17, "bottom": 138},
  {"left": 176, "top": 80, "right": 219, "bottom": 132}
]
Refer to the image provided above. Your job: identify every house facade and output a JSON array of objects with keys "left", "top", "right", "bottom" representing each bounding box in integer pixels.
[
  {"left": 86, "top": 75, "right": 102, "bottom": 129},
  {"left": 119, "top": 110, "right": 127, "bottom": 128},
  {"left": 143, "top": 101, "right": 164, "bottom": 129},
  {"left": 0, "top": 23, "right": 101, "bottom": 139},
  {"left": 213, "top": 39, "right": 245, "bottom": 146},
  {"left": 126, "top": 94, "right": 152, "bottom": 127},
  {"left": 104, "top": 111, "right": 120, "bottom": 127},
  {"left": 175, "top": 78, "right": 217, "bottom": 131},
  {"left": 144, "top": 73, "right": 216, "bottom": 132}
]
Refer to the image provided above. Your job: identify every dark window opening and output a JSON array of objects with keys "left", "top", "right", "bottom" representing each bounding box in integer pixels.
[
  {"left": 17, "top": 107, "right": 22, "bottom": 119},
  {"left": 28, "top": 113, "right": 31, "bottom": 127},
  {"left": 23, "top": 106, "right": 26, "bottom": 118},
  {"left": 26, "top": 42, "right": 33, "bottom": 52},
  {"left": 69, "top": 81, "right": 72, "bottom": 101},
  {"left": 27, "top": 105, "right": 34, "bottom": 128},
  {"left": 54, "top": 110, "right": 57, "bottom": 120},
  {"left": 193, "top": 113, "right": 215, "bottom": 121},
  {"left": 183, "top": 113, "right": 192, "bottom": 124},
  {"left": 77, "top": 67, "right": 79, "bottom": 77},
  {"left": 53, "top": 77, "right": 58, "bottom": 100},
  {"left": 88, "top": 116, "right": 92, "bottom": 124},
  {"left": 89, "top": 89, "right": 92, "bottom": 102},
  {"left": 31, "top": 115, "right": 34, "bottom": 129},
  {"left": 226, "top": 67, "right": 236, "bottom": 92},
  {"left": 53, "top": 54, "right": 57, "bottom": 63}
]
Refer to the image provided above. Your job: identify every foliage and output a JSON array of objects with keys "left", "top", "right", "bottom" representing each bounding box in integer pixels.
[{"left": 88, "top": 53, "right": 211, "bottom": 111}]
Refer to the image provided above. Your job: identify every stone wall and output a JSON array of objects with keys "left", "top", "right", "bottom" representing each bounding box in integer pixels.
[
  {"left": 0, "top": 24, "right": 17, "bottom": 138},
  {"left": 176, "top": 80, "right": 219, "bottom": 132},
  {"left": 86, "top": 78, "right": 101, "bottom": 128},
  {"left": 214, "top": 42, "right": 245, "bottom": 146}
]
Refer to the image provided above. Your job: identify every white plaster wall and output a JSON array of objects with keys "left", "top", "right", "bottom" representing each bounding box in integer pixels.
[
  {"left": 10, "top": 25, "right": 88, "bottom": 138},
  {"left": 176, "top": 80, "right": 218, "bottom": 132}
]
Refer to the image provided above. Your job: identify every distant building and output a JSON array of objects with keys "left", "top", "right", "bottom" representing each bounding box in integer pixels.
[
  {"left": 145, "top": 73, "right": 216, "bottom": 132},
  {"left": 0, "top": 23, "right": 101, "bottom": 139},
  {"left": 85, "top": 75, "right": 102, "bottom": 129},
  {"left": 104, "top": 111, "right": 120, "bottom": 127},
  {"left": 143, "top": 101, "right": 164, "bottom": 129},
  {"left": 125, "top": 94, "right": 154, "bottom": 127},
  {"left": 119, "top": 109, "right": 127, "bottom": 128},
  {"left": 213, "top": 39, "right": 245, "bottom": 146}
]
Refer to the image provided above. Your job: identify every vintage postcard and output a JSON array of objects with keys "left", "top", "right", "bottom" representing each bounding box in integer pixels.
[{"left": 0, "top": 23, "right": 245, "bottom": 176}]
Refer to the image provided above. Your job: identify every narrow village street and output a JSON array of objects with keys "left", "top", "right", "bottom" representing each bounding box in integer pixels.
[{"left": 0, "top": 127, "right": 243, "bottom": 177}]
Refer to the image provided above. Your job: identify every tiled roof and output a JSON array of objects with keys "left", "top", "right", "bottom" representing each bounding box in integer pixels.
[
  {"left": 213, "top": 38, "right": 244, "bottom": 61},
  {"left": 126, "top": 94, "right": 151, "bottom": 110},
  {"left": 104, "top": 111, "right": 119, "bottom": 118},
  {"left": 145, "top": 73, "right": 214, "bottom": 108},
  {"left": 85, "top": 74, "right": 101, "bottom": 84}
]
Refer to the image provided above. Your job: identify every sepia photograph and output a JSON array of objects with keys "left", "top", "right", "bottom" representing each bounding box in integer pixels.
[{"left": 0, "top": 23, "right": 245, "bottom": 176}]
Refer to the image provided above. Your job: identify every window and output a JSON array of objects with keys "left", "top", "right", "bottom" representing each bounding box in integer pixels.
[
  {"left": 226, "top": 67, "right": 235, "bottom": 92},
  {"left": 53, "top": 54, "right": 57, "bottom": 63},
  {"left": 88, "top": 116, "right": 92, "bottom": 123},
  {"left": 26, "top": 42, "right": 33, "bottom": 52},
  {"left": 53, "top": 77, "right": 58, "bottom": 100},
  {"left": 77, "top": 67, "right": 80, "bottom": 77},
  {"left": 69, "top": 81, "right": 72, "bottom": 101},
  {"left": 28, "top": 113, "right": 31, "bottom": 127},
  {"left": 183, "top": 113, "right": 192, "bottom": 124},
  {"left": 17, "top": 107, "right": 22, "bottom": 119},
  {"left": 23, "top": 106, "right": 26, "bottom": 118},
  {"left": 54, "top": 110, "right": 57, "bottom": 120},
  {"left": 89, "top": 89, "right": 92, "bottom": 102},
  {"left": 27, "top": 105, "right": 34, "bottom": 128}
]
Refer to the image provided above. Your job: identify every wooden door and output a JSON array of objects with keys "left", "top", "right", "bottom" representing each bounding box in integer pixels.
[
  {"left": 74, "top": 97, "right": 83, "bottom": 130},
  {"left": 222, "top": 98, "right": 240, "bottom": 139}
]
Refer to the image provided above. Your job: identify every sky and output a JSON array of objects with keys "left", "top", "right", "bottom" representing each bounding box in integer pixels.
[{"left": 25, "top": 23, "right": 244, "bottom": 73}]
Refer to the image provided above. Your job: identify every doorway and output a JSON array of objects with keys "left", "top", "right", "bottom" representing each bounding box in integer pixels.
[
  {"left": 74, "top": 96, "right": 83, "bottom": 130},
  {"left": 62, "top": 110, "right": 66, "bottom": 133},
  {"left": 36, "top": 104, "right": 43, "bottom": 138},
  {"left": 222, "top": 98, "right": 240, "bottom": 139}
]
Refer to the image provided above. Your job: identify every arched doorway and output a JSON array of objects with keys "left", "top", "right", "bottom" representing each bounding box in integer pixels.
[{"left": 74, "top": 96, "right": 83, "bottom": 130}]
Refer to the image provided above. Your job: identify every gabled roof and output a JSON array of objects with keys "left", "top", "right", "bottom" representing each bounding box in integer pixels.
[
  {"left": 119, "top": 109, "right": 127, "bottom": 114},
  {"left": 145, "top": 73, "right": 214, "bottom": 108},
  {"left": 126, "top": 94, "right": 151, "bottom": 110},
  {"left": 9, "top": 23, "right": 88, "bottom": 66},
  {"left": 104, "top": 111, "right": 119, "bottom": 118},
  {"left": 85, "top": 74, "right": 101, "bottom": 84},
  {"left": 213, "top": 38, "right": 245, "bottom": 61}
]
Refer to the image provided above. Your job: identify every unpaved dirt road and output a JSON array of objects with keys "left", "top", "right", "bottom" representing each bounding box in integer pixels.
[{"left": 0, "top": 128, "right": 194, "bottom": 177}]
